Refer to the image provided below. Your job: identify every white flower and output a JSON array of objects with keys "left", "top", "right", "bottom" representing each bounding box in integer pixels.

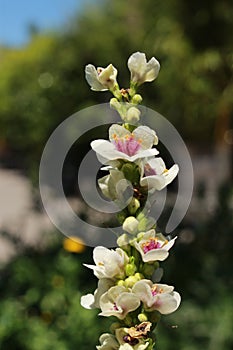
[
  {"left": 85, "top": 64, "right": 118, "bottom": 91},
  {"left": 116, "top": 327, "right": 149, "bottom": 350},
  {"left": 81, "top": 278, "right": 114, "bottom": 309},
  {"left": 133, "top": 230, "right": 176, "bottom": 262},
  {"left": 132, "top": 279, "right": 181, "bottom": 314},
  {"left": 84, "top": 246, "right": 129, "bottom": 279},
  {"left": 91, "top": 124, "right": 158, "bottom": 164},
  {"left": 99, "top": 286, "right": 141, "bottom": 320},
  {"left": 97, "top": 333, "right": 119, "bottom": 350},
  {"left": 128, "top": 52, "right": 160, "bottom": 85},
  {"left": 98, "top": 169, "right": 132, "bottom": 204},
  {"left": 140, "top": 157, "right": 179, "bottom": 191}
]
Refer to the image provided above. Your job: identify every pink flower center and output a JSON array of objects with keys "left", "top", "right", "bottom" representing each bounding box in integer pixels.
[
  {"left": 144, "top": 163, "right": 157, "bottom": 176},
  {"left": 113, "top": 134, "right": 142, "bottom": 156},
  {"left": 113, "top": 302, "right": 119, "bottom": 311},
  {"left": 142, "top": 238, "right": 162, "bottom": 253},
  {"left": 151, "top": 285, "right": 163, "bottom": 296}
]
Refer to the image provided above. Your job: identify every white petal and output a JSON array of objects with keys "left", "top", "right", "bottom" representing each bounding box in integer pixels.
[
  {"left": 133, "top": 126, "right": 158, "bottom": 149},
  {"left": 97, "top": 333, "right": 119, "bottom": 350},
  {"left": 154, "top": 292, "right": 181, "bottom": 314},
  {"left": 142, "top": 249, "right": 169, "bottom": 262},
  {"left": 144, "top": 57, "right": 160, "bottom": 82},
  {"left": 128, "top": 52, "right": 147, "bottom": 77},
  {"left": 147, "top": 157, "right": 166, "bottom": 174},
  {"left": 80, "top": 293, "right": 95, "bottom": 309},
  {"left": 163, "top": 164, "right": 179, "bottom": 185},
  {"left": 109, "top": 124, "right": 131, "bottom": 142},
  {"left": 140, "top": 175, "right": 166, "bottom": 191},
  {"left": 85, "top": 64, "right": 107, "bottom": 91}
]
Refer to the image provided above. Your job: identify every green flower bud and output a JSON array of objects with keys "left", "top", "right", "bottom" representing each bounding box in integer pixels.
[
  {"left": 131, "top": 94, "right": 143, "bottom": 104},
  {"left": 121, "top": 163, "right": 140, "bottom": 183},
  {"left": 125, "top": 263, "right": 137, "bottom": 277},
  {"left": 117, "top": 210, "right": 127, "bottom": 224},
  {"left": 124, "top": 275, "right": 138, "bottom": 288},
  {"left": 117, "top": 233, "right": 130, "bottom": 249},
  {"left": 136, "top": 212, "right": 145, "bottom": 221},
  {"left": 110, "top": 322, "right": 122, "bottom": 332},
  {"left": 110, "top": 97, "right": 121, "bottom": 109},
  {"left": 138, "top": 313, "right": 148, "bottom": 322},
  {"left": 137, "top": 217, "right": 148, "bottom": 231},
  {"left": 134, "top": 272, "right": 144, "bottom": 281},
  {"left": 117, "top": 280, "right": 125, "bottom": 287},
  {"left": 128, "top": 198, "right": 140, "bottom": 215},
  {"left": 125, "top": 107, "right": 141, "bottom": 123},
  {"left": 142, "top": 263, "right": 155, "bottom": 277},
  {"left": 138, "top": 216, "right": 156, "bottom": 231}
]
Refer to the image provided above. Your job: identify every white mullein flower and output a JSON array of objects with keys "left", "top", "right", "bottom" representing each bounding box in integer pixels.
[
  {"left": 96, "top": 333, "right": 119, "bottom": 350},
  {"left": 128, "top": 52, "right": 160, "bottom": 85},
  {"left": 132, "top": 279, "right": 181, "bottom": 314},
  {"left": 84, "top": 246, "right": 129, "bottom": 279},
  {"left": 116, "top": 327, "right": 150, "bottom": 350},
  {"left": 91, "top": 124, "right": 158, "bottom": 164},
  {"left": 140, "top": 157, "right": 179, "bottom": 191},
  {"left": 85, "top": 63, "right": 118, "bottom": 91},
  {"left": 81, "top": 278, "right": 114, "bottom": 310},
  {"left": 99, "top": 285, "right": 141, "bottom": 320},
  {"left": 133, "top": 230, "right": 177, "bottom": 262}
]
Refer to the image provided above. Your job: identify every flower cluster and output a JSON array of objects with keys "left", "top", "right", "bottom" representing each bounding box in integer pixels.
[{"left": 81, "top": 52, "right": 180, "bottom": 350}]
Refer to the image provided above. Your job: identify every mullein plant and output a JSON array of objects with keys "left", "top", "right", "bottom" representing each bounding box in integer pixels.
[{"left": 81, "top": 52, "right": 181, "bottom": 350}]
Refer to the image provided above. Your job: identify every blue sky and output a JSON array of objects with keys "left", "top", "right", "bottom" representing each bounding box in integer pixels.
[{"left": 0, "top": 0, "right": 88, "bottom": 46}]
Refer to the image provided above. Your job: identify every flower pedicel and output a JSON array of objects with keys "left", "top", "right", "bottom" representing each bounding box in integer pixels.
[{"left": 81, "top": 52, "right": 180, "bottom": 350}]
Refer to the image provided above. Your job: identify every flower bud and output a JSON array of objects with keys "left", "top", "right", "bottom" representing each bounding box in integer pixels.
[
  {"left": 128, "top": 198, "right": 140, "bottom": 215},
  {"left": 138, "top": 216, "right": 156, "bottom": 231},
  {"left": 110, "top": 97, "right": 121, "bottom": 109},
  {"left": 117, "top": 233, "right": 130, "bottom": 248},
  {"left": 138, "top": 313, "right": 148, "bottom": 322},
  {"left": 125, "top": 262, "right": 137, "bottom": 276},
  {"left": 142, "top": 263, "right": 155, "bottom": 277},
  {"left": 131, "top": 94, "right": 143, "bottom": 104},
  {"left": 110, "top": 322, "right": 122, "bottom": 332},
  {"left": 121, "top": 163, "right": 140, "bottom": 183},
  {"left": 124, "top": 275, "right": 138, "bottom": 288},
  {"left": 134, "top": 272, "right": 144, "bottom": 281},
  {"left": 125, "top": 107, "right": 141, "bottom": 123},
  {"left": 123, "top": 216, "right": 139, "bottom": 234},
  {"left": 117, "top": 280, "right": 125, "bottom": 287}
]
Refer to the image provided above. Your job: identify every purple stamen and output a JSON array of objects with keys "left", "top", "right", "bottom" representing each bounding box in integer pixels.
[
  {"left": 114, "top": 136, "right": 141, "bottom": 156},
  {"left": 144, "top": 163, "right": 157, "bottom": 176},
  {"left": 142, "top": 238, "right": 162, "bottom": 253}
]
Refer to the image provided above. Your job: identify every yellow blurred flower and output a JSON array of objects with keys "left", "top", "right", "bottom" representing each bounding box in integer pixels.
[{"left": 63, "top": 236, "right": 86, "bottom": 253}]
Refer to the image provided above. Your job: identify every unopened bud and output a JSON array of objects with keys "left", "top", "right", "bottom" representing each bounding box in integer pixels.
[
  {"left": 123, "top": 216, "right": 139, "bottom": 234},
  {"left": 125, "top": 107, "right": 141, "bottom": 123},
  {"left": 128, "top": 198, "right": 140, "bottom": 215},
  {"left": 125, "top": 263, "right": 137, "bottom": 276},
  {"left": 117, "top": 280, "right": 125, "bottom": 287},
  {"left": 131, "top": 94, "right": 143, "bottom": 104},
  {"left": 121, "top": 163, "right": 140, "bottom": 183},
  {"left": 138, "top": 313, "right": 148, "bottom": 322},
  {"left": 134, "top": 272, "right": 144, "bottom": 281},
  {"left": 124, "top": 275, "right": 138, "bottom": 288},
  {"left": 117, "top": 233, "right": 130, "bottom": 248},
  {"left": 110, "top": 322, "right": 122, "bottom": 332},
  {"left": 142, "top": 263, "right": 155, "bottom": 277}
]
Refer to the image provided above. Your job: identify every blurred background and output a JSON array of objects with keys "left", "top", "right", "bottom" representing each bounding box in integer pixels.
[{"left": 0, "top": 0, "right": 233, "bottom": 349}]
